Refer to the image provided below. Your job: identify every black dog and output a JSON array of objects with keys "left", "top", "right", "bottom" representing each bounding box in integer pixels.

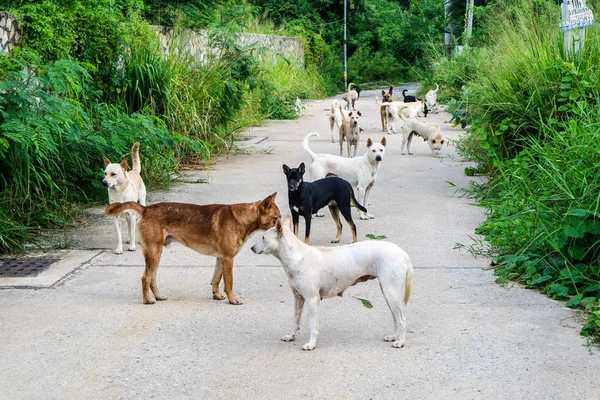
[
  {"left": 402, "top": 89, "right": 418, "bottom": 103},
  {"left": 283, "top": 163, "right": 367, "bottom": 244}
]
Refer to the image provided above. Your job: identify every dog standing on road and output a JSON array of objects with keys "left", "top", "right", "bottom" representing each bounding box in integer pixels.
[
  {"left": 400, "top": 116, "right": 445, "bottom": 156},
  {"left": 303, "top": 132, "right": 386, "bottom": 220},
  {"left": 402, "top": 89, "right": 418, "bottom": 103},
  {"left": 105, "top": 193, "right": 280, "bottom": 305},
  {"left": 329, "top": 99, "right": 349, "bottom": 143},
  {"left": 251, "top": 216, "right": 413, "bottom": 351},
  {"left": 339, "top": 108, "right": 362, "bottom": 157},
  {"left": 342, "top": 82, "right": 361, "bottom": 111},
  {"left": 283, "top": 163, "right": 367, "bottom": 244},
  {"left": 103, "top": 142, "right": 147, "bottom": 254},
  {"left": 425, "top": 83, "right": 439, "bottom": 114},
  {"left": 376, "top": 98, "right": 427, "bottom": 134},
  {"left": 380, "top": 85, "right": 394, "bottom": 132}
]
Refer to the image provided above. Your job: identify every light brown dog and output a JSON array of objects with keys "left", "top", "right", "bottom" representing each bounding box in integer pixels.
[
  {"left": 380, "top": 85, "right": 394, "bottom": 132},
  {"left": 105, "top": 193, "right": 280, "bottom": 305},
  {"left": 339, "top": 107, "right": 362, "bottom": 157}
]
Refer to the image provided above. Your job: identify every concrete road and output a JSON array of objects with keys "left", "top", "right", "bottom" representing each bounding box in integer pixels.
[{"left": 1, "top": 87, "right": 599, "bottom": 399}]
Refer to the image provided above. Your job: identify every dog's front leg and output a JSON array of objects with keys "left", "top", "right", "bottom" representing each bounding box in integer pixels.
[
  {"left": 282, "top": 291, "right": 305, "bottom": 342},
  {"left": 221, "top": 256, "right": 243, "bottom": 305},
  {"left": 303, "top": 213, "right": 312, "bottom": 245},
  {"left": 363, "top": 182, "right": 376, "bottom": 219},
  {"left": 113, "top": 215, "right": 123, "bottom": 254},
  {"left": 292, "top": 211, "right": 300, "bottom": 238},
  {"left": 357, "top": 187, "right": 369, "bottom": 220},
  {"left": 302, "top": 296, "right": 320, "bottom": 350}
]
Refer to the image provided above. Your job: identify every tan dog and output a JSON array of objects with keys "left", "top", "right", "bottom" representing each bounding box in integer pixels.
[
  {"left": 342, "top": 82, "right": 360, "bottom": 110},
  {"left": 339, "top": 107, "right": 362, "bottom": 157},
  {"left": 400, "top": 117, "right": 445, "bottom": 156},
  {"left": 380, "top": 85, "right": 394, "bottom": 132},
  {"left": 103, "top": 142, "right": 146, "bottom": 254},
  {"left": 105, "top": 193, "right": 280, "bottom": 305}
]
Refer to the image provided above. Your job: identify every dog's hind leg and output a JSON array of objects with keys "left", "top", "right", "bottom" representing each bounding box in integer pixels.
[
  {"left": 406, "top": 133, "right": 415, "bottom": 155},
  {"left": 338, "top": 204, "right": 358, "bottom": 243},
  {"left": 282, "top": 290, "right": 305, "bottom": 342},
  {"left": 379, "top": 275, "right": 407, "bottom": 348},
  {"left": 140, "top": 232, "right": 166, "bottom": 304},
  {"left": 211, "top": 258, "right": 226, "bottom": 301},
  {"left": 328, "top": 203, "right": 343, "bottom": 243},
  {"left": 302, "top": 296, "right": 320, "bottom": 351}
]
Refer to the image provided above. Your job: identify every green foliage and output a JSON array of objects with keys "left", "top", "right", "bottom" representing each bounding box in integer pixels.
[
  {"left": 366, "top": 233, "right": 388, "bottom": 240},
  {"left": 353, "top": 296, "right": 374, "bottom": 308}
]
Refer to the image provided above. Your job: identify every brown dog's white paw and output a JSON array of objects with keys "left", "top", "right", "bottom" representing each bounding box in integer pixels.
[{"left": 281, "top": 334, "right": 295, "bottom": 342}]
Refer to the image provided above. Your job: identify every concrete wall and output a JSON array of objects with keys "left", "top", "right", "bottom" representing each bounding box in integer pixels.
[
  {"left": 155, "top": 26, "right": 304, "bottom": 65},
  {"left": 0, "top": 12, "right": 303, "bottom": 64},
  {"left": 0, "top": 12, "right": 20, "bottom": 53}
]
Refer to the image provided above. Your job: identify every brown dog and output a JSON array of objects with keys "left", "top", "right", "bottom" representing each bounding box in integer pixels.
[
  {"left": 105, "top": 193, "right": 280, "bottom": 305},
  {"left": 380, "top": 85, "right": 394, "bottom": 132}
]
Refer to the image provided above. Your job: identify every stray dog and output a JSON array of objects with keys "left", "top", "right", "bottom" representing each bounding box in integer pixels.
[
  {"left": 342, "top": 82, "right": 361, "bottom": 110},
  {"left": 105, "top": 193, "right": 280, "bottom": 305},
  {"left": 402, "top": 89, "right": 418, "bottom": 103},
  {"left": 380, "top": 85, "right": 394, "bottom": 132},
  {"left": 376, "top": 98, "right": 427, "bottom": 134},
  {"left": 425, "top": 83, "right": 439, "bottom": 114},
  {"left": 303, "top": 132, "right": 386, "bottom": 220},
  {"left": 283, "top": 163, "right": 367, "bottom": 244},
  {"left": 400, "top": 116, "right": 445, "bottom": 156},
  {"left": 103, "top": 142, "right": 147, "bottom": 254},
  {"left": 329, "top": 99, "right": 349, "bottom": 143},
  {"left": 339, "top": 108, "right": 362, "bottom": 157},
  {"left": 251, "top": 216, "right": 413, "bottom": 351}
]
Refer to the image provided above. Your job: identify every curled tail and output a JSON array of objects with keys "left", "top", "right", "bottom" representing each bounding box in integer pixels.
[
  {"left": 404, "top": 254, "right": 413, "bottom": 305},
  {"left": 106, "top": 201, "right": 145, "bottom": 217},
  {"left": 131, "top": 142, "right": 141, "bottom": 173},
  {"left": 349, "top": 188, "right": 367, "bottom": 213},
  {"left": 302, "top": 132, "right": 319, "bottom": 161},
  {"left": 434, "top": 83, "right": 439, "bottom": 93}
]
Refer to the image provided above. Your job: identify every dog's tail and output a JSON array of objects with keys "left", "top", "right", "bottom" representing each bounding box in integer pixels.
[
  {"left": 303, "top": 132, "right": 319, "bottom": 161},
  {"left": 434, "top": 83, "right": 439, "bottom": 93},
  {"left": 348, "top": 82, "right": 354, "bottom": 91},
  {"left": 349, "top": 188, "right": 367, "bottom": 213},
  {"left": 375, "top": 96, "right": 384, "bottom": 107},
  {"left": 131, "top": 142, "right": 141, "bottom": 173},
  {"left": 106, "top": 201, "right": 145, "bottom": 217},
  {"left": 403, "top": 254, "right": 413, "bottom": 305},
  {"left": 402, "top": 89, "right": 408, "bottom": 97},
  {"left": 389, "top": 85, "right": 394, "bottom": 96}
]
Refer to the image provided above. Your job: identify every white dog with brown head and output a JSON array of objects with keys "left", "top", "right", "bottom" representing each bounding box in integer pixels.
[
  {"left": 400, "top": 116, "right": 445, "bottom": 156},
  {"left": 251, "top": 216, "right": 413, "bottom": 351},
  {"left": 102, "top": 142, "right": 147, "bottom": 254}
]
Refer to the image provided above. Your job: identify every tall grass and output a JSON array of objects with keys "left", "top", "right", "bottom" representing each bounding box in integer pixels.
[{"left": 451, "top": 0, "right": 600, "bottom": 340}]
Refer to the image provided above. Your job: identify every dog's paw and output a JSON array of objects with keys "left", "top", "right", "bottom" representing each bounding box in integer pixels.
[
  {"left": 409, "top": 153, "right": 414, "bottom": 155},
  {"left": 360, "top": 213, "right": 370, "bottom": 220},
  {"left": 392, "top": 341, "right": 405, "bottom": 348},
  {"left": 384, "top": 335, "right": 396, "bottom": 342},
  {"left": 114, "top": 247, "right": 123, "bottom": 255},
  {"left": 401, "top": 152, "right": 406, "bottom": 155},
  {"left": 368, "top": 214, "right": 375, "bottom": 219},
  {"left": 143, "top": 298, "right": 156, "bottom": 305},
  {"left": 331, "top": 239, "right": 340, "bottom": 243},
  {"left": 228, "top": 296, "right": 244, "bottom": 305},
  {"left": 281, "top": 334, "right": 296, "bottom": 342},
  {"left": 155, "top": 294, "right": 168, "bottom": 301},
  {"left": 213, "top": 292, "right": 226, "bottom": 301},
  {"left": 127, "top": 245, "right": 136, "bottom": 252},
  {"left": 301, "top": 342, "right": 316, "bottom": 351},
  {"left": 315, "top": 212, "right": 325, "bottom": 218}
]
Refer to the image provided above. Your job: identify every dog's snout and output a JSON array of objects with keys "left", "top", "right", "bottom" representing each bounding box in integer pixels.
[
  {"left": 375, "top": 155, "right": 382, "bottom": 162},
  {"left": 251, "top": 244, "right": 261, "bottom": 254},
  {"left": 102, "top": 180, "right": 110, "bottom": 188}
]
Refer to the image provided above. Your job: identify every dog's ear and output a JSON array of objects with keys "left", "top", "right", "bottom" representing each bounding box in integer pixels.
[
  {"left": 283, "top": 164, "right": 290, "bottom": 175},
  {"left": 103, "top": 157, "right": 111, "bottom": 166},
  {"left": 120, "top": 159, "right": 129, "bottom": 170},
  {"left": 367, "top": 138, "right": 373, "bottom": 147},
  {"left": 381, "top": 90, "right": 385, "bottom": 96},
  {"left": 261, "top": 192, "right": 277, "bottom": 209},
  {"left": 298, "top": 162, "right": 305, "bottom": 175},
  {"left": 348, "top": 112, "right": 353, "bottom": 117},
  {"left": 275, "top": 218, "right": 284, "bottom": 237},
  {"left": 381, "top": 137, "right": 387, "bottom": 147},
  {"left": 441, "top": 140, "right": 445, "bottom": 145},
  {"left": 359, "top": 127, "right": 364, "bottom": 132},
  {"left": 357, "top": 111, "right": 362, "bottom": 117}
]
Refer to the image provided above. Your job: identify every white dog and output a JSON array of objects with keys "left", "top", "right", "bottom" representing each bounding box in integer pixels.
[
  {"left": 400, "top": 116, "right": 445, "bottom": 156},
  {"left": 329, "top": 99, "right": 349, "bottom": 143},
  {"left": 102, "top": 142, "right": 146, "bottom": 254},
  {"left": 251, "top": 216, "right": 413, "bottom": 351},
  {"left": 303, "top": 132, "right": 386, "bottom": 220},
  {"left": 339, "top": 108, "right": 362, "bottom": 157},
  {"left": 376, "top": 97, "right": 426, "bottom": 134},
  {"left": 425, "top": 83, "right": 439, "bottom": 114}
]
